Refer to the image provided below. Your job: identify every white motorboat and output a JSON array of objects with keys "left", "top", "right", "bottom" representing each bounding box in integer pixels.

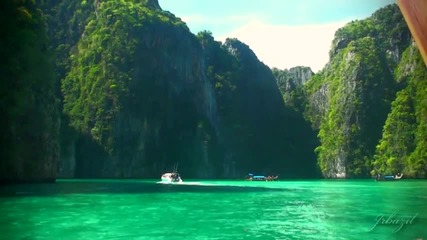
[
  {"left": 161, "top": 163, "right": 182, "bottom": 183},
  {"left": 161, "top": 172, "right": 182, "bottom": 183}
]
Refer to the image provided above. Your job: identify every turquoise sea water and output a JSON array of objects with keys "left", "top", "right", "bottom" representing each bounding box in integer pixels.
[{"left": 0, "top": 179, "right": 426, "bottom": 240}]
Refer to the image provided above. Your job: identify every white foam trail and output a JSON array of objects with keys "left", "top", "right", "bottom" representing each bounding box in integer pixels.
[{"left": 156, "top": 181, "right": 217, "bottom": 186}]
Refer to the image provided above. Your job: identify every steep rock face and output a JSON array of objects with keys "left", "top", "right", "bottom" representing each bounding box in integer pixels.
[
  {"left": 221, "top": 38, "right": 289, "bottom": 175},
  {"left": 274, "top": 66, "right": 313, "bottom": 91},
  {"left": 108, "top": 21, "right": 216, "bottom": 178},
  {"left": 38, "top": 0, "right": 96, "bottom": 178},
  {"left": 48, "top": 0, "right": 321, "bottom": 179},
  {"left": 304, "top": 77, "right": 329, "bottom": 129},
  {"left": 62, "top": 0, "right": 218, "bottom": 178},
  {"left": 330, "top": 4, "right": 411, "bottom": 68},
  {"left": 223, "top": 39, "right": 285, "bottom": 131},
  {"left": 203, "top": 37, "right": 320, "bottom": 177},
  {"left": 373, "top": 43, "right": 427, "bottom": 177},
  {"left": 0, "top": 1, "right": 59, "bottom": 183},
  {"left": 305, "top": 4, "right": 407, "bottom": 178},
  {"left": 273, "top": 66, "right": 313, "bottom": 111},
  {"left": 318, "top": 38, "right": 394, "bottom": 178},
  {"left": 59, "top": 0, "right": 322, "bottom": 180}
]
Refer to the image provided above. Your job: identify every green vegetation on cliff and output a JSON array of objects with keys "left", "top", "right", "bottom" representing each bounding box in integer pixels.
[
  {"left": 272, "top": 66, "right": 313, "bottom": 112},
  {"left": 314, "top": 37, "right": 394, "bottom": 178},
  {"left": 302, "top": 4, "right": 426, "bottom": 178},
  {"left": 56, "top": 0, "right": 322, "bottom": 178},
  {"left": 3, "top": 1, "right": 425, "bottom": 181},
  {"left": 62, "top": 0, "right": 211, "bottom": 177},
  {"left": 373, "top": 45, "right": 427, "bottom": 177},
  {"left": 198, "top": 32, "right": 320, "bottom": 177}
]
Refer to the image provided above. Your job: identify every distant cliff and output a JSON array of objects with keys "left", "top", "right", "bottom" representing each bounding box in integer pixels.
[{"left": 272, "top": 66, "right": 314, "bottom": 111}]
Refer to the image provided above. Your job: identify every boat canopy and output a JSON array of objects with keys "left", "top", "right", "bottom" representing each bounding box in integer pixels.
[{"left": 253, "top": 176, "right": 265, "bottom": 179}]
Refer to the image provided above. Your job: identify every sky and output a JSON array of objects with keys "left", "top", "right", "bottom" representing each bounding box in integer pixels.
[{"left": 159, "top": 0, "right": 396, "bottom": 72}]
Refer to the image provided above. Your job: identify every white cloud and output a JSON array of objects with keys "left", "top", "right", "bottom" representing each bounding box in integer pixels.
[{"left": 218, "top": 20, "right": 348, "bottom": 73}]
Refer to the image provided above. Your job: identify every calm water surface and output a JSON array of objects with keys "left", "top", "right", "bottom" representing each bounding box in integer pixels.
[{"left": 0, "top": 179, "right": 426, "bottom": 240}]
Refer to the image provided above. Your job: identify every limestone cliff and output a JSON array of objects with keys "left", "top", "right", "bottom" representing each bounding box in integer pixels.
[
  {"left": 5, "top": 1, "right": 424, "bottom": 181},
  {"left": 304, "top": 4, "right": 413, "bottom": 178},
  {"left": 273, "top": 66, "right": 314, "bottom": 111},
  {"left": 372, "top": 43, "right": 427, "bottom": 178},
  {"left": 62, "top": 0, "right": 218, "bottom": 178},
  {"left": 0, "top": 1, "right": 59, "bottom": 183},
  {"left": 210, "top": 38, "right": 320, "bottom": 177}
]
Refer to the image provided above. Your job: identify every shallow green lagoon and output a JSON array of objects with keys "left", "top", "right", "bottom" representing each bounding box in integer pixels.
[{"left": 0, "top": 180, "right": 426, "bottom": 240}]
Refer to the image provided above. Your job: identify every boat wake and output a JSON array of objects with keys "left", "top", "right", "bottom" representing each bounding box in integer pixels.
[
  {"left": 156, "top": 181, "right": 216, "bottom": 186},
  {"left": 155, "top": 181, "right": 279, "bottom": 188}
]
